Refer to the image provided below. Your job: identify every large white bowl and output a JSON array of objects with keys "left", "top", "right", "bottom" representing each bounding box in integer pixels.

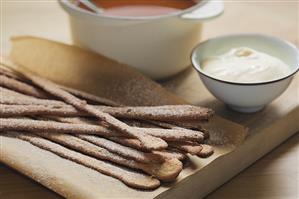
[
  {"left": 59, "top": 0, "right": 224, "bottom": 79},
  {"left": 191, "top": 34, "right": 299, "bottom": 113}
]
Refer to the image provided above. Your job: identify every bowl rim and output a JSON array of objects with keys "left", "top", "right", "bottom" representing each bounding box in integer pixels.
[
  {"left": 191, "top": 33, "right": 299, "bottom": 86},
  {"left": 59, "top": 0, "right": 208, "bottom": 21}
]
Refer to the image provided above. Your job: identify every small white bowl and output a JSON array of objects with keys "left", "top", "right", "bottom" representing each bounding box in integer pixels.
[{"left": 191, "top": 34, "right": 299, "bottom": 113}]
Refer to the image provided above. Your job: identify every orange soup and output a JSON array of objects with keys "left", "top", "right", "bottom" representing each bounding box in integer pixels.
[{"left": 88, "top": 0, "right": 197, "bottom": 17}]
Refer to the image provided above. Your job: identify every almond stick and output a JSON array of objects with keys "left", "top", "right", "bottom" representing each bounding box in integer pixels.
[
  {"left": 25, "top": 74, "right": 167, "bottom": 151},
  {"left": 35, "top": 133, "right": 182, "bottom": 181},
  {"left": 6, "top": 132, "right": 160, "bottom": 190}
]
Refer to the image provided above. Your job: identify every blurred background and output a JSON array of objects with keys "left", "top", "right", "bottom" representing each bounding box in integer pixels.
[{"left": 2, "top": 1, "right": 298, "bottom": 54}]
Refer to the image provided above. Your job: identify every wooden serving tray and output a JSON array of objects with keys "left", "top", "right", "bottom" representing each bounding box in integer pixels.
[{"left": 160, "top": 67, "right": 299, "bottom": 198}]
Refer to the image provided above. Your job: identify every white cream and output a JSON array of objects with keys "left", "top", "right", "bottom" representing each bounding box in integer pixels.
[{"left": 201, "top": 47, "right": 291, "bottom": 83}]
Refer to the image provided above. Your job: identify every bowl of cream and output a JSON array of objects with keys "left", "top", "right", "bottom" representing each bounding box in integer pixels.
[{"left": 191, "top": 34, "right": 299, "bottom": 113}]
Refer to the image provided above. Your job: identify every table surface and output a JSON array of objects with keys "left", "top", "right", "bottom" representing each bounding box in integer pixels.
[{"left": 1, "top": 1, "right": 299, "bottom": 199}]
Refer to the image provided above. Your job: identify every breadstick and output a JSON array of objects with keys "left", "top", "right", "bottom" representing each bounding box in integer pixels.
[
  {"left": 25, "top": 74, "right": 167, "bottom": 151},
  {"left": 168, "top": 141, "right": 203, "bottom": 155},
  {"left": 122, "top": 119, "right": 204, "bottom": 141},
  {"left": 48, "top": 116, "right": 95, "bottom": 125},
  {"left": 153, "top": 150, "right": 187, "bottom": 161},
  {"left": 78, "top": 135, "right": 163, "bottom": 163},
  {"left": 0, "top": 75, "right": 48, "bottom": 98},
  {"left": 6, "top": 132, "right": 160, "bottom": 189},
  {"left": 0, "top": 118, "right": 120, "bottom": 137},
  {"left": 0, "top": 118, "right": 202, "bottom": 142},
  {"left": 60, "top": 85, "right": 120, "bottom": 107},
  {"left": 0, "top": 103, "right": 213, "bottom": 123},
  {"left": 0, "top": 104, "right": 82, "bottom": 117},
  {"left": 197, "top": 144, "right": 214, "bottom": 158},
  {"left": 169, "top": 120, "right": 210, "bottom": 139},
  {"left": 0, "top": 87, "right": 64, "bottom": 106},
  {"left": 108, "top": 137, "right": 144, "bottom": 150},
  {"left": 96, "top": 105, "right": 214, "bottom": 121},
  {"left": 35, "top": 133, "right": 182, "bottom": 181},
  {"left": 107, "top": 137, "right": 187, "bottom": 160}
]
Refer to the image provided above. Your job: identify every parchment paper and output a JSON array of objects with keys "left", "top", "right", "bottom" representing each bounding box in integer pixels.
[{"left": 0, "top": 36, "right": 247, "bottom": 199}]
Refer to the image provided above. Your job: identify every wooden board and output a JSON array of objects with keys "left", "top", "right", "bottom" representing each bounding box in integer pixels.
[
  {"left": 160, "top": 68, "right": 299, "bottom": 198},
  {"left": 1, "top": 1, "right": 298, "bottom": 198}
]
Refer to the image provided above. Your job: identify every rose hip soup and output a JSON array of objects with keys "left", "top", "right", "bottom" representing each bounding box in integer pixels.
[{"left": 82, "top": 0, "right": 197, "bottom": 17}]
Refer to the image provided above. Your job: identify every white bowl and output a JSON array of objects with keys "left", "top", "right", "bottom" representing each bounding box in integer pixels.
[
  {"left": 59, "top": 0, "right": 224, "bottom": 79},
  {"left": 191, "top": 34, "right": 299, "bottom": 113}
]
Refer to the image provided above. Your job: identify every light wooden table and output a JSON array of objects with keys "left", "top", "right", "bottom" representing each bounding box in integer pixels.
[{"left": 1, "top": 1, "right": 298, "bottom": 198}]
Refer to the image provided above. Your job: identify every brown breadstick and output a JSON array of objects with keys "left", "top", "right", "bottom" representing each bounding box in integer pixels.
[
  {"left": 35, "top": 133, "right": 182, "bottom": 181},
  {"left": 122, "top": 119, "right": 204, "bottom": 141},
  {"left": 124, "top": 119, "right": 210, "bottom": 142},
  {"left": 169, "top": 120, "right": 210, "bottom": 139},
  {"left": 0, "top": 103, "right": 213, "bottom": 123},
  {"left": 170, "top": 120, "right": 207, "bottom": 130},
  {"left": 48, "top": 116, "right": 95, "bottom": 125},
  {"left": 153, "top": 150, "right": 187, "bottom": 161},
  {"left": 0, "top": 118, "right": 202, "bottom": 142},
  {"left": 78, "top": 135, "right": 163, "bottom": 163},
  {"left": 6, "top": 132, "right": 160, "bottom": 189},
  {"left": 108, "top": 137, "right": 144, "bottom": 150},
  {"left": 0, "top": 118, "right": 120, "bottom": 137},
  {"left": 197, "top": 144, "right": 214, "bottom": 158},
  {"left": 25, "top": 74, "right": 167, "bottom": 151},
  {"left": 95, "top": 105, "right": 214, "bottom": 121},
  {"left": 0, "top": 104, "right": 82, "bottom": 117},
  {"left": 168, "top": 141, "right": 203, "bottom": 155},
  {"left": 60, "top": 85, "right": 120, "bottom": 107},
  {"left": 0, "top": 87, "right": 64, "bottom": 106},
  {"left": 0, "top": 75, "right": 48, "bottom": 98},
  {"left": 135, "top": 127, "right": 203, "bottom": 142},
  {"left": 107, "top": 137, "right": 187, "bottom": 160}
]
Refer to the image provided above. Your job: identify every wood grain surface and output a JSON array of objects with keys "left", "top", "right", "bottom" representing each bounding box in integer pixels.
[{"left": 1, "top": 1, "right": 298, "bottom": 199}]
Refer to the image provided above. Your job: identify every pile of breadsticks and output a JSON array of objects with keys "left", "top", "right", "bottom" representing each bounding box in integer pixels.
[{"left": 0, "top": 65, "right": 214, "bottom": 190}]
